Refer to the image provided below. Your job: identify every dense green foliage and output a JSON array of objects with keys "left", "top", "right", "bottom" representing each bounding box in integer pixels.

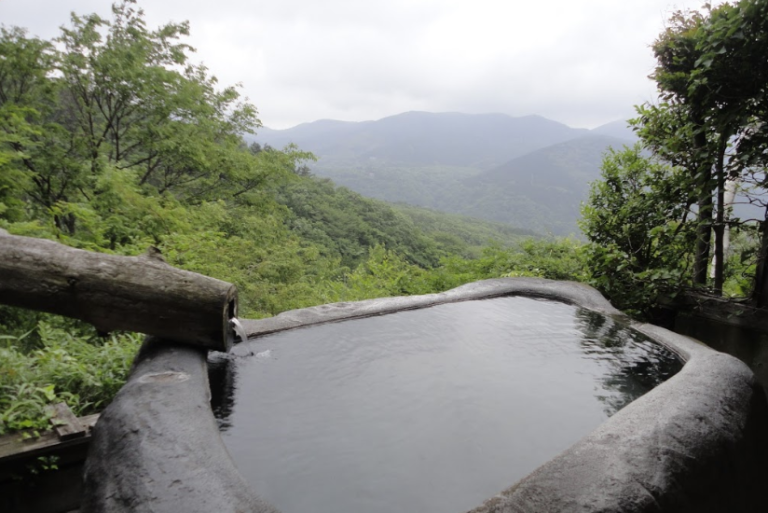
[
  {"left": 313, "top": 162, "right": 481, "bottom": 214},
  {"left": 582, "top": 0, "right": 768, "bottom": 315},
  {"left": 1, "top": 321, "right": 141, "bottom": 435},
  {"left": 435, "top": 238, "right": 587, "bottom": 290},
  {"left": 275, "top": 176, "right": 443, "bottom": 269},
  {"left": 0, "top": 2, "right": 587, "bottom": 434},
  {"left": 580, "top": 146, "right": 696, "bottom": 315},
  {"left": 390, "top": 203, "right": 536, "bottom": 258}
]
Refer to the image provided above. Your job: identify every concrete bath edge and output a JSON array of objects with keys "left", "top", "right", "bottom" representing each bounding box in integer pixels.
[{"left": 82, "top": 277, "right": 768, "bottom": 513}]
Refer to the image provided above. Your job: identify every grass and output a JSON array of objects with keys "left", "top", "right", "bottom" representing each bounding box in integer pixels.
[{"left": 0, "top": 319, "right": 142, "bottom": 435}]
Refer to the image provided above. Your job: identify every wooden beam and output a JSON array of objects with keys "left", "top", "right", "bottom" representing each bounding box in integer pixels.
[{"left": 0, "top": 230, "right": 237, "bottom": 351}]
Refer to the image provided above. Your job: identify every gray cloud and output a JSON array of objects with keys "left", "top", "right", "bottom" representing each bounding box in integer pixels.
[{"left": 0, "top": 0, "right": 714, "bottom": 129}]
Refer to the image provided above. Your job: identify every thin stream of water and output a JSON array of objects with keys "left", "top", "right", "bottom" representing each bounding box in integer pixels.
[{"left": 230, "top": 317, "right": 248, "bottom": 343}]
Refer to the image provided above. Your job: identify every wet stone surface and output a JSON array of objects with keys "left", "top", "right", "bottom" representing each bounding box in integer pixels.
[{"left": 137, "top": 371, "right": 190, "bottom": 384}]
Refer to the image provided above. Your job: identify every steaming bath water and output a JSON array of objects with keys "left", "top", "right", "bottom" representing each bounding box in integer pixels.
[{"left": 211, "top": 297, "right": 681, "bottom": 513}]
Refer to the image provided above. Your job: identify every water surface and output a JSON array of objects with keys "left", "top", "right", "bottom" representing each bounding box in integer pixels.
[{"left": 211, "top": 296, "right": 681, "bottom": 513}]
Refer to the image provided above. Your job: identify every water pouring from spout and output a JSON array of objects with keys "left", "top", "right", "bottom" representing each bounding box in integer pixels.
[{"left": 230, "top": 318, "right": 248, "bottom": 344}]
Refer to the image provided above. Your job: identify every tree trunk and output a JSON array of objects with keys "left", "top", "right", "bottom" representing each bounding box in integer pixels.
[
  {"left": 753, "top": 211, "right": 768, "bottom": 309},
  {"left": 693, "top": 191, "right": 714, "bottom": 286},
  {"left": 711, "top": 179, "right": 737, "bottom": 287},
  {"left": 692, "top": 127, "right": 713, "bottom": 286},
  {"left": 712, "top": 141, "right": 727, "bottom": 295},
  {"left": 0, "top": 230, "right": 237, "bottom": 351}
]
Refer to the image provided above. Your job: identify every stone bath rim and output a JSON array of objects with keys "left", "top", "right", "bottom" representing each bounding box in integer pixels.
[{"left": 81, "top": 277, "right": 768, "bottom": 513}]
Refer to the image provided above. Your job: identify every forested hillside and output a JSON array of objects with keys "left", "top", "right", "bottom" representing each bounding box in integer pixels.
[
  {"left": 451, "top": 135, "right": 629, "bottom": 234},
  {"left": 0, "top": 2, "right": 585, "bottom": 434},
  {"left": 255, "top": 114, "right": 635, "bottom": 235}
]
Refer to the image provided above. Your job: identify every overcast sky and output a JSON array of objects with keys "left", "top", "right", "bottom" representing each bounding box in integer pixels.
[{"left": 1, "top": 0, "right": 716, "bottom": 130}]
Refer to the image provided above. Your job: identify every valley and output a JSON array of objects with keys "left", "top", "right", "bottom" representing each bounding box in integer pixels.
[{"left": 252, "top": 112, "right": 637, "bottom": 235}]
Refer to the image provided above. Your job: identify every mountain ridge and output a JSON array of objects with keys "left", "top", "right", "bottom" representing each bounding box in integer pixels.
[
  {"left": 253, "top": 111, "right": 593, "bottom": 169},
  {"left": 252, "top": 112, "right": 636, "bottom": 235}
]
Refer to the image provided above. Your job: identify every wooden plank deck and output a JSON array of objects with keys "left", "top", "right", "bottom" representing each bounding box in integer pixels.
[
  {"left": 45, "top": 403, "right": 89, "bottom": 441},
  {"left": 0, "top": 404, "right": 99, "bottom": 466},
  {"left": 0, "top": 404, "right": 98, "bottom": 513}
]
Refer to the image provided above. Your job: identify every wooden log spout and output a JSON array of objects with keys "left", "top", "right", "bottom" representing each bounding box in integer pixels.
[{"left": 0, "top": 230, "right": 237, "bottom": 352}]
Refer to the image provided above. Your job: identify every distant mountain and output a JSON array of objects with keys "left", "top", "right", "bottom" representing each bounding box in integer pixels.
[
  {"left": 449, "top": 135, "right": 633, "bottom": 234},
  {"left": 254, "top": 112, "right": 637, "bottom": 235},
  {"left": 468, "top": 134, "right": 628, "bottom": 187},
  {"left": 590, "top": 120, "right": 638, "bottom": 142},
  {"left": 254, "top": 120, "right": 365, "bottom": 155},
  {"left": 254, "top": 111, "right": 588, "bottom": 170}
]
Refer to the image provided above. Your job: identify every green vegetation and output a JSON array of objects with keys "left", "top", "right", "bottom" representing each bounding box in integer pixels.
[
  {"left": 313, "top": 162, "right": 481, "bottom": 212},
  {"left": 1, "top": 319, "right": 142, "bottom": 435},
  {"left": 582, "top": 0, "right": 768, "bottom": 316},
  {"left": 6, "top": 0, "right": 765, "bottom": 437},
  {"left": 580, "top": 146, "right": 696, "bottom": 316},
  {"left": 275, "top": 175, "right": 443, "bottom": 269},
  {"left": 0, "top": 1, "right": 586, "bottom": 435},
  {"left": 390, "top": 203, "right": 537, "bottom": 258},
  {"left": 305, "top": 135, "right": 626, "bottom": 236}
]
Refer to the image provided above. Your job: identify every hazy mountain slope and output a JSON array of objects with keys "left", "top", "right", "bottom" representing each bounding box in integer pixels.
[
  {"left": 445, "top": 135, "right": 633, "bottom": 234},
  {"left": 469, "top": 134, "right": 629, "bottom": 187},
  {"left": 255, "top": 112, "right": 636, "bottom": 236},
  {"left": 346, "top": 112, "right": 587, "bottom": 168},
  {"left": 312, "top": 134, "right": 634, "bottom": 236},
  {"left": 590, "top": 120, "right": 638, "bottom": 142},
  {"left": 312, "top": 163, "right": 481, "bottom": 208},
  {"left": 254, "top": 120, "right": 369, "bottom": 155},
  {"left": 254, "top": 111, "right": 588, "bottom": 169}
]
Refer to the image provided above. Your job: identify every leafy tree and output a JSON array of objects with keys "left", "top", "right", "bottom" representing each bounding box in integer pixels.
[
  {"left": 580, "top": 146, "right": 695, "bottom": 316},
  {"left": 432, "top": 238, "right": 587, "bottom": 292},
  {"left": 630, "top": 0, "right": 768, "bottom": 302},
  {"left": 0, "top": 1, "right": 269, "bottom": 235},
  {"left": 0, "top": 27, "right": 56, "bottom": 224},
  {"left": 646, "top": 8, "right": 725, "bottom": 289}
]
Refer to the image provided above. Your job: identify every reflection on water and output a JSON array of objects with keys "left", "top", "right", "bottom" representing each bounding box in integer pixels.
[
  {"left": 207, "top": 354, "right": 237, "bottom": 431},
  {"left": 210, "top": 296, "right": 681, "bottom": 513},
  {"left": 576, "top": 309, "right": 683, "bottom": 416}
]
